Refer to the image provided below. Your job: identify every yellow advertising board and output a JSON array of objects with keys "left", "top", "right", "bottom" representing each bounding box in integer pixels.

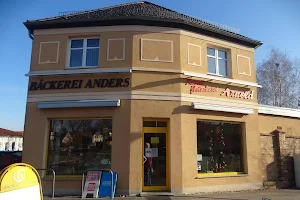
[
  {"left": 151, "top": 137, "right": 159, "bottom": 144},
  {"left": 0, "top": 163, "right": 43, "bottom": 200}
]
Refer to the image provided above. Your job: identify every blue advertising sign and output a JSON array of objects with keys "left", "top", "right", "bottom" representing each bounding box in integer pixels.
[{"left": 98, "top": 172, "right": 118, "bottom": 198}]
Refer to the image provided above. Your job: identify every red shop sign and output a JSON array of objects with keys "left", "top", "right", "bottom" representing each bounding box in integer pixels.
[{"left": 186, "top": 79, "right": 218, "bottom": 94}]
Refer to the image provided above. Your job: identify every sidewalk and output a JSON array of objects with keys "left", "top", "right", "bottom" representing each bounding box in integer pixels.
[{"left": 43, "top": 189, "right": 300, "bottom": 200}]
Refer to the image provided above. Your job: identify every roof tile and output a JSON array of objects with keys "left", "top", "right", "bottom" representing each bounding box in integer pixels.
[
  {"left": 24, "top": 1, "right": 262, "bottom": 48},
  {"left": 0, "top": 128, "right": 23, "bottom": 137}
]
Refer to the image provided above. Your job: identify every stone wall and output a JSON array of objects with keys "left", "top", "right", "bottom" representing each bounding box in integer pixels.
[{"left": 261, "top": 128, "right": 300, "bottom": 188}]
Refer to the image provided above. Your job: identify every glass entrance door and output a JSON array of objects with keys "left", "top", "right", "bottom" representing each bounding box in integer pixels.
[{"left": 142, "top": 120, "right": 169, "bottom": 191}]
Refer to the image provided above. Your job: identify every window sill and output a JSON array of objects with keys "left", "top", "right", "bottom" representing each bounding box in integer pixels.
[
  {"left": 196, "top": 173, "right": 248, "bottom": 179},
  {"left": 207, "top": 72, "right": 229, "bottom": 78},
  {"left": 66, "top": 66, "right": 99, "bottom": 69}
]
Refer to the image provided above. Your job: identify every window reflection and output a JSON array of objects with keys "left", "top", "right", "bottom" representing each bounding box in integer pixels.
[
  {"left": 197, "top": 121, "right": 243, "bottom": 174},
  {"left": 47, "top": 119, "right": 112, "bottom": 175}
]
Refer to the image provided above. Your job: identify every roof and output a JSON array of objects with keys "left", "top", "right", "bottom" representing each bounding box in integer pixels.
[
  {"left": 0, "top": 128, "right": 23, "bottom": 137},
  {"left": 24, "top": 1, "right": 262, "bottom": 48}
]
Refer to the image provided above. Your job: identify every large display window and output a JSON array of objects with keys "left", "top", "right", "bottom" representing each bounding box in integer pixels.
[
  {"left": 197, "top": 121, "right": 244, "bottom": 176},
  {"left": 47, "top": 119, "right": 112, "bottom": 176}
]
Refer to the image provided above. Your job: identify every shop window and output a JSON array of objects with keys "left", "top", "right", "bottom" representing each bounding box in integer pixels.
[
  {"left": 207, "top": 47, "right": 228, "bottom": 76},
  {"left": 47, "top": 119, "right": 112, "bottom": 176},
  {"left": 68, "top": 38, "right": 100, "bottom": 68},
  {"left": 197, "top": 121, "right": 243, "bottom": 175}
]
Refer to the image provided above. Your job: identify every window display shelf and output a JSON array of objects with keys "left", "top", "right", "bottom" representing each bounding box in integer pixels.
[{"left": 197, "top": 172, "right": 247, "bottom": 179}]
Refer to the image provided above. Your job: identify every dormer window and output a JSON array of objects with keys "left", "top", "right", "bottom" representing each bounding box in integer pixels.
[
  {"left": 207, "top": 47, "right": 228, "bottom": 77},
  {"left": 68, "top": 38, "right": 100, "bottom": 68}
]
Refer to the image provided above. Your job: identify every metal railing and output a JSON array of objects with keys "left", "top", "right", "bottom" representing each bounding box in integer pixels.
[
  {"left": 81, "top": 169, "right": 114, "bottom": 199},
  {"left": 36, "top": 168, "right": 56, "bottom": 199}
]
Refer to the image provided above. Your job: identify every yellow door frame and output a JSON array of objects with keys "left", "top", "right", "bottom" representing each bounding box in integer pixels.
[{"left": 142, "top": 118, "right": 170, "bottom": 192}]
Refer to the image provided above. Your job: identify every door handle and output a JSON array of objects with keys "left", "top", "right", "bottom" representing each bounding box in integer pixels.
[{"left": 143, "top": 155, "right": 147, "bottom": 164}]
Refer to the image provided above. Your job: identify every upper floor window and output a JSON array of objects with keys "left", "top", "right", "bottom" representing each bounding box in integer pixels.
[
  {"left": 18, "top": 142, "right": 22, "bottom": 150},
  {"left": 5, "top": 142, "right": 9, "bottom": 151},
  {"left": 12, "top": 142, "right": 15, "bottom": 151},
  {"left": 207, "top": 48, "right": 228, "bottom": 77},
  {"left": 68, "top": 38, "right": 100, "bottom": 68}
]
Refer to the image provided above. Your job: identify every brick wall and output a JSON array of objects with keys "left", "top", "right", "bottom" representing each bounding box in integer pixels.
[{"left": 261, "top": 130, "right": 300, "bottom": 188}]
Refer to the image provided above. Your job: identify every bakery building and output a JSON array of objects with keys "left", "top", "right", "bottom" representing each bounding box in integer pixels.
[{"left": 23, "top": 1, "right": 300, "bottom": 196}]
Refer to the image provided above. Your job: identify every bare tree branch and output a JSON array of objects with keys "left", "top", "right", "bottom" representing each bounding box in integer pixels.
[{"left": 257, "top": 47, "right": 300, "bottom": 108}]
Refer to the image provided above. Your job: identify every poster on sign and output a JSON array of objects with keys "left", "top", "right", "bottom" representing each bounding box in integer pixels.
[
  {"left": 98, "top": 172, "right": 118, "bottom": 198},
  {"left": 82, "top": 171, "right": 102, "bottom": 198},
  {"left": 145, "top": 148, "right": 158, "bottom": 157},
  {"left": 0, "top": 163, "right": 43, "bottom": 200}
]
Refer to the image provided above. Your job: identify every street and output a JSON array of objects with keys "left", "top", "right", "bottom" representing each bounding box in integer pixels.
[{"left": 43, "top": 189, "right": 300, "bottom": 200}]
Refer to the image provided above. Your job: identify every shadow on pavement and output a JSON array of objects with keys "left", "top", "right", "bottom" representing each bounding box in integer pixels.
[{"left": 145, "top": 196, "right": 247, "bottom": 200}]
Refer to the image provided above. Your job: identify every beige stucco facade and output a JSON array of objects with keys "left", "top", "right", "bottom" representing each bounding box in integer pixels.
[
  {"left": 259, "top": 114, "right": 300, "bottom": 137},
  {"left": 23, "top": 25, "right": 300, "bottom": 196}
]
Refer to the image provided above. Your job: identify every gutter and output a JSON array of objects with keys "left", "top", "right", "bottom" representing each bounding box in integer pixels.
[
  {"left": 28, "top": 30, "right": 34, "bottom": 40},
  {"left": 25, "top": 21, "right": 34, "bottom": 40}
]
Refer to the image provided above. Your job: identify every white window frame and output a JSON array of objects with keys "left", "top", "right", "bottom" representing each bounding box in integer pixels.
[
  {"left": 67, "top": 38, "right": 100, "bottom": 69},
  {"left": 207, "top": 47, "right": 228, "bottom": 77}
]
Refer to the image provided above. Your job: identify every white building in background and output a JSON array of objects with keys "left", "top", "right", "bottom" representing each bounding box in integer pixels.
[{"left": 0, "top": 128, "right": 23, "bottom": 151}]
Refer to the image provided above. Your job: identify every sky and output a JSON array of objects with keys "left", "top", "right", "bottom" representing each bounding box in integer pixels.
[{"left": 0, "top": 0, "right": 299, "bottom": 131}]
